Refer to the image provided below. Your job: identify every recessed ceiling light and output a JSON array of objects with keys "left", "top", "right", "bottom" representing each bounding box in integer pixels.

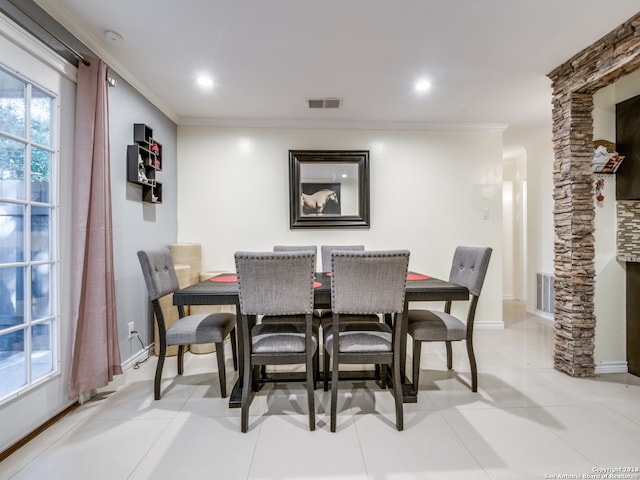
[
  {"left": 415, "top": 79, "right": 431, "bottom": 92},
  {"left": 197, "top": 76, "right": 214, "bottom": 88}
]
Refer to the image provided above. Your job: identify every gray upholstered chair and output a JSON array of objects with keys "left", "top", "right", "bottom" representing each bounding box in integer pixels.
[
  {"left": 323, "top": 249, "right": 410, "bottom": 432},
  {"left": 319, "top": 245, "right": 374, "bottom": 323},
  {"left": 137, "top": 248, "right": 237, "bottom": 400},
  {"left": 318, "top": 245, "right": 371, "bottom": 324},
  {"left": 234, "top": 250, "right": 318, "bottom": 433},
  {"left": 320, "top": 244, "right": 364, "bottom": 272},
  {"left": 318, "top": 244, "right": 380, "bottom": 370},
  {"left": 408, "top": 246, "right": 492, "bottom": 392},
  {"left": 266, "top": 245, "right": 320, "bottom": 384}
]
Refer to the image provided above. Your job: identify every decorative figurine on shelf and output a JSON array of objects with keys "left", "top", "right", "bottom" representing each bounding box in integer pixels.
[
  {"left": 137, "top": 156, "right": 147, "bottom": 183},
  {"left": 592, "top": 141, "right": 624, "bottom": 173},
  {"left": 595, "top": 177, "right": 605, "bottom": 202},
  {"left": 150, "top": 142, "right": 159, "bottom": 154}
]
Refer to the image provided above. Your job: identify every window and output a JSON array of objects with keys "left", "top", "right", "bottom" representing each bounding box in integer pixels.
[{"left": 0, "top": 65, "right": 57, "bottom": 401}]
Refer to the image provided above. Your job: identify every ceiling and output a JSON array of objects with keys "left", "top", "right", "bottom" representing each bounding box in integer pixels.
[{"left": 34, "top": 0, "right": 640, "bottom": 135}]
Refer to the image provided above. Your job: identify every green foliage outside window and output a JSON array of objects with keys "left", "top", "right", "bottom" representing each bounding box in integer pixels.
[{"left": 0, "top": 70, "right": 51, "bottom": 183}]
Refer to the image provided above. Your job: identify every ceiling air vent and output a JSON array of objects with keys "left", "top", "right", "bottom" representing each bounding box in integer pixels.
[{"left": 308, "top": 98, "right": 342, "bottom": 109}]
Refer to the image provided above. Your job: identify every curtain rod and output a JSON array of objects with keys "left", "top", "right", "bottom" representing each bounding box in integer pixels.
[{"left": 8, "top": 0, "right": 91, "bottom": 66}]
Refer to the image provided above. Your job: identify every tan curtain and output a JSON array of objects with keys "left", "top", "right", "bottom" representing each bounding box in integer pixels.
[{"left": 68, "top": 56, "right": 122, "bottom": 399}]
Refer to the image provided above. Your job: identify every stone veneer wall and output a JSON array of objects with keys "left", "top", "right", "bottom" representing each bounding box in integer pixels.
[
  {"left": 547, "top": 13, "right": 640, "bottom": 377},
  {"left": 617, "top": 201, "right": 640, "bottom": 261}
]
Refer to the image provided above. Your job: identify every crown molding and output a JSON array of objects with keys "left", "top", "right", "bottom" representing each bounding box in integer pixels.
[{"left": 178, "top": 116, "right": 508, "bottom": 132}]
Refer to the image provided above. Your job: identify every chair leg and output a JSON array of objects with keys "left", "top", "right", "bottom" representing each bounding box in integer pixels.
[
  {"left": 215, "top": 341, "right": 227, "bottom": 398},
  {"left": 177, "top": 345, "right": 185, "bottom": 375},
  {"left": 154, "top": 345, "right": 166, "bottom": 400},
  {"left": 323, "top": 347, "right": 330, "bottom": 392},
  {"left": 412, "top": 339, "right": 421, "bottom": 389},
  {"left": 312, "top": 350, "right": 319, "bottom": 389},
  {"left": 241, "top": 353, "right": 252, "bottom": 433},
  {"left": 230, "top": 327, "right": 238, "bottom": 371},
  {"left": 446, "top": 341, "right": 453, "bottom": 370},
  {"left": 466, "top": 340, "right": 478, "bottom": 392},
  {"left": 331, "top": 352, "right": 339, "bottom": 432},
  {"left": 380, "top": 364, "right": 388, "bottom": 389},
  {"left": 392, "top": 358, "right": 404, "bottom": 431},
  {"left": 307, "top": 350, "right": 316, "bottom": 431}
]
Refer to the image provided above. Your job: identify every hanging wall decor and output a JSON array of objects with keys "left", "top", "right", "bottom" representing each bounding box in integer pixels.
[{"left": 289, "top": 150, "right": 370, "bottom": 229}]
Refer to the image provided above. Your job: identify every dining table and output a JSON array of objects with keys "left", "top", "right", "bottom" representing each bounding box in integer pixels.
[{"left": 173, "top": 270, "right": 469, "bottom": 407}]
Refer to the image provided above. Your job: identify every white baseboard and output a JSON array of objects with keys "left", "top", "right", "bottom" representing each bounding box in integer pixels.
[
  {"left": 121, "top": 345, "right": 153, "bottom": 372},
  {"left": 594, "top": 361, "right": 628, "bottom": 375}
]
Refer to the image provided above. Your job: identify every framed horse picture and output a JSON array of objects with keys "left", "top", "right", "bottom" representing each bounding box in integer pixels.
[{"left": 289, "top": 150, "right": 370, "bottom": 228}]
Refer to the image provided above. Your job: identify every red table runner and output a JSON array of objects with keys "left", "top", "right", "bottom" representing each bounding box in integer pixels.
[
  {"left": 210, "top": 274, "right": 237, "bottom": 282},
  {"left": 325, "top": 272, "right": 430, "bottom": 281},
  {"left": 407, "top": 273, "right": 430, "bottom": 281}
]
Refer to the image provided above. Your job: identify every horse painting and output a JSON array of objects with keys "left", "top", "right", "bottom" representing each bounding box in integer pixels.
[{"left": 301, "top": 189, "right": 339, "bottom": 215}]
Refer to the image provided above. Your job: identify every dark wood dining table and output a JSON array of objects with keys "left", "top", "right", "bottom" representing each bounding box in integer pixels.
[{"left": 173, "top": 271, "right": 469, "bottom": 407}]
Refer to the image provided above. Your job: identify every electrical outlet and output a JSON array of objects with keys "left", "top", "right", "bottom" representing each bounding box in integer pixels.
[{"left": 128, "top": 322, "right": 135, "bottom": 339}]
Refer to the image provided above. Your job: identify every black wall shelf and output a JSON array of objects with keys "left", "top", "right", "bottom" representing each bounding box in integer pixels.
[{"left": 127, "top": 123, "right": 162, "bottom": 204}]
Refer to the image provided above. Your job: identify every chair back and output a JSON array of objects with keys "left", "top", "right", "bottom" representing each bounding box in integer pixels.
[
  {"left": 320, "top": 245, "right": 364, "bottom": 272},
  {"left": 235, "top": 251, "right": 316, "bottom": 316},
  {"left": 273, "top": 245, "right": 317, "bottom": 256},
  {"left": 137, "top": 248, "right": 180, "bottom": 301},
  {"left": 448, "top": 246, "right": 492, "bottom": 297},
  {"left": 331, "top": 250, "right": 409, "bottom": 315}
]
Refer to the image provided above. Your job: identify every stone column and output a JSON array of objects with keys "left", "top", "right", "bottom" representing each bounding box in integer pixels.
[{"left": 551, "top": 92, "right": 596, "bottom": 376}]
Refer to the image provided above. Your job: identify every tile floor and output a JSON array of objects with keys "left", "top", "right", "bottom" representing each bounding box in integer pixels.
[{"left": 2, "top": 301, "right": 640, "bottom": 480}]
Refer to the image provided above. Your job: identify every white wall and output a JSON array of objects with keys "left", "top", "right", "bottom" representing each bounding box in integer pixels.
[
  {"left": 502, "top": 178, "right": 514, "bottom": 299},
  {"left": 504, "top": 121, "right": 555, "bottom": 313},
  {"left": 503, "top": 156, "right": 527, "bottom": 301},
  {"left": 177, "top": 126, "right": 504, "bottom": 327},
  {"left": 592, "top": 83, "right": 628, "bottom": 370},
  {"left": 526, "top": 137, "right": 555, "bottom": 311}
]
